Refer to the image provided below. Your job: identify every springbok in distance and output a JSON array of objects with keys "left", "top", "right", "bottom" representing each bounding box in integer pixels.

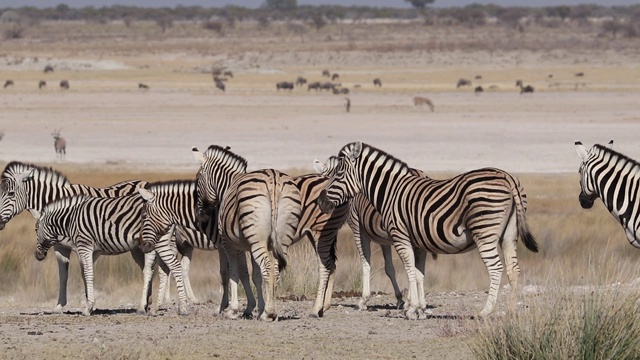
[
  {"left": 373, "top": 78, "right": 382, "bottom": 87},
  {"left": 44, "top": 65, "right": 54, "bottom": 73},
  {"left": 322, "top": 69, "right": 330, "bottom": 77},
  {"left": 343, "top": 97, "right": 351, "bottom": 113},
  {"left": 39, "top": 80, "right": 46, "bottom": 89},
  {"left": 138, "top": 83, "right": 149, "bottom": 90},
  {"left": 60, "top": 80, "right": 69, "bottom": 90},
  {"left": 456, "top": 78, "right": 472, "bottom": 88},
  {"left": 413, "top": 96, "right": 434, "bottom": 112},
  {"left": 4, "top": 80, "right": 14, "bottom": 88},
  {"left": 516, "top": 80, "right": 534, "bottom": 94},
  {"left": 51, "top": 128, "right": 66, "bottom": 159}
]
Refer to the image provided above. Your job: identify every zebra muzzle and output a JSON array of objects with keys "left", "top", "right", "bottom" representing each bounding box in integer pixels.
[
  {"left": 34, "top": 246, "right": 47, "bottom": 261},
  {"left": 0, "top": 221, "right": 5, "bottom": 230},
  {"left": 579, "top": 192, "right": 594, "bottom": 209}
]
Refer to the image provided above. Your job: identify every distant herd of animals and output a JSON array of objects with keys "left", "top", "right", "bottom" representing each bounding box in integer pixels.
[{"left": 0, "top": 136, "right": 636, "bottom": 321}]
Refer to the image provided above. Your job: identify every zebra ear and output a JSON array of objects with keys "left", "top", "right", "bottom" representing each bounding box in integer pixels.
[
  {"left": 608, "top": 140, "right": 613, "bottom": 149},
  {"left": 313, "top": 159, "right": 327, "bottom": 174},
  {"left": 349, "top": 141, "right": 363, "bottom": 161},
  {"left": 137, "top": 188, "right": 155, "bottom": 202},
  {"left": 575, "top": 141, "right": 588, "bottom": 161},
  {"left": 16, "top": 169, "right": 34, "bottom": 183},
  {"left": 192, "top": 147, "right": 205, "bottom": 165}
]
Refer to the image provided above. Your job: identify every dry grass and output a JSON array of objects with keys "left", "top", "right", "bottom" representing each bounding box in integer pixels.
[{"left": 0, "top": 167, "right": 637, "bottom": 313}]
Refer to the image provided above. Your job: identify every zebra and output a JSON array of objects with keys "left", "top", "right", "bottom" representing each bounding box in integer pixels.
[
  {"left": 137, "top": 180, "right": 257, "bottom": 316},
  {"left": 193, "top": 145, "right": 301, "bottom": 320},
  {"left": 31, "top": 194, "right": 164, "bottom": 316},
  {"left": 316, "top": 141, "right": 538, "bottom": 319},
  {"left": 575, "top": 140, "right": 640, "bottom": 248},
  {"left": 314, "top": 156, "right": 434, "bottom": 311}
]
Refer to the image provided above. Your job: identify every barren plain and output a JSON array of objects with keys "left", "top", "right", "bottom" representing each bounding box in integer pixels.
[{"left": 0, "top": 19, "right": 640, "bottom": 359}]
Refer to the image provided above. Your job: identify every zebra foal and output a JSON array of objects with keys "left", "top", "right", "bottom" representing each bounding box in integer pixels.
[
  {"left": 575, "top": 141, "right": 640, "bottom": 247},
  {"left": 193, "top": 145, "right": 301, "bottom": 320},
  {"left": 317, "top": 141, "right": 538, "bottom": 319}
]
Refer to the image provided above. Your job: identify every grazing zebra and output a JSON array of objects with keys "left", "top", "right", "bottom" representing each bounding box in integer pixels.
[
  {"left": 373, "top": 78, "right": 382, "bottom": 87},
  {"left": 316, "top": 142, "right": 538, "bottom": 319},
  {"left": 575, "top": 141, "right": 640, "bottom": 248},
  {"left": 137, "top": 180, "right": 257, "bottom": 316},
  {"left": 413, "top": 96, "right": 434, "bottom": 112},
  {"left": 193, "top": 145, "right": 301, "bottom": 320},
  {"left": 60, "top": 80, "right": 69, "bottom": 90},
  {"left": 32, "top": 194, "right": 161, "bottom": 316},
  {"left": 314, "top": 156, "right": 434, "bottom": 311},
  {"left": 39, "top": 80, "right": 46, "bottom": 89},
  {"left": 0, "top": 161, "right": 160, "bottom": 313},
  {"left": 4, "top": 80, "right": 14, "bottom": 88},
  {"left": 51, "top": 128, "right": 66, "bottom": 159}
]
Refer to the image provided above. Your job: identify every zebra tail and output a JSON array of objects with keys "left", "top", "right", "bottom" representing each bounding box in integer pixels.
[
  {"left": 512, "top": 179, "right": 539, "bottom": 253},
  {"left": 268, "top": 174, "right": 288, "bottom": 272}
]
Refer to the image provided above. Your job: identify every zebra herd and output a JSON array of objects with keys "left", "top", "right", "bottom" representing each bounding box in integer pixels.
[{"left": 0, "top": 139, "right": 637, "bottom": 320}]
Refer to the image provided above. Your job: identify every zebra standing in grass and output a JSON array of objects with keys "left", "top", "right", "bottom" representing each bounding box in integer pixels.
[
  {"left": 193, "top": 145, "right": 301, "bottom": 321},
  {"left": 575, "top": 141, "right": 640, "bottom": 247},
  {"left": 314, "top": 156, "right": 434, "bottom": 311},
  {"left": 32, "top": 194, "right": 170, "bottom": 316},
  {"left": 317, "top": 141, "right": 538, "bottom": 319},
  {"left": 137, "top": 180, "right": 257, "bottom": 316}
]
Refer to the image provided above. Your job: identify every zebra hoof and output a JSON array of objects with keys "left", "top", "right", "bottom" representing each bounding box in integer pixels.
[
  {"left": 224, "top": 309, "right": 239, "bottom": 320},
  {"left": 51, "top": 304, "right": 64, "bottom": 314},
  {"left": 356, "top": 299, "right": 368, "bottom": 311},
  {"left": 178, "top": 304, "right": 189, "bottom": 316},
  {"left": 404, "top": 306, "right": 419, "bottom": 320},
  {"left": 396, "top": 299, "right": 406, "bottom": 310}
]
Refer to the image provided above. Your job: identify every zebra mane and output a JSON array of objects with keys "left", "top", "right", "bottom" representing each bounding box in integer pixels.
[
  {"left": 146, "top": 179, "right": 196, "bottom": 193},
  {"left": 2, "top": 161, "right": 71, "bottom": 186},
  {"left": 42, "top": 194, "right": 90, "bottom": 214},
  {"left": 593, "top": 143, "right": 640, "bottom": 171},
  {"left": 203, "top": 145, "right": 248, "bottom": 172},
  {"left": 339, "top": 142, "right": 411, "bottom": 173}
]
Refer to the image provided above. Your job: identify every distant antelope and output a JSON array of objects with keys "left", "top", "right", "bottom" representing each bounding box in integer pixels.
[
  {"left": 322, "top": 69, "right": 330, "bottom": 77},
  {"left": 44, "top": 65, "right": 54, "bottom": 73},
  {"left": 51, "top": 129, "right": 66, "bottom": 159},
  {"left": 413, "top": 96, "right": 434, "bottom": 112},
  {"left": 60, "top": 80, "right": 69, "bottom": 90},
  {"left": 331, "top": 73, "right": 339, "bottom": 81},
  {"left": 215, "top": 80, "right": 225, "bottom": 92},
  {"left": 4, "top": 80, "right": 14, "bottom": 88},
  {"left": 343, "top": 97, "right": 351, "bottom": 113},
  {"left": 456, "top": 78, "right": 472, "bottom": 88},
  {"left": 138, "top": 83, "right": 149, "bottom": 90},
  {"left": 474, "top": 86, "right": 484, "bottom": 95},
  {"left": 516, "top": 80, "right": 534, "bottom": 94},
  {"left": 575, "top": 72, "right": 585, "bottom": 77},
  {"left": 373, "top": 78, "right": 382, "bottom": 87},
  {"left": 39, "top": 80, "right": 46, "bottom": 89}
]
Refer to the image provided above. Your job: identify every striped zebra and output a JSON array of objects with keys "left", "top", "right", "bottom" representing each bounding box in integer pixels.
[
  {"left": 31, "top": 194, "right": 163, "bottom": 316},
  {"left": 575, "top": 141, "right": 640, "bottom": 247},
  {"left": 137, "top": 180, "right": 257, "bottom": 316},
  {"left": 314, "top": 156, "right": 434, "bottom": 311},
  {"left": 193, "top": 145, "right": 301, "bottom": 321},
  {"left": 316, "top": 141, "right": 539, "bottom": 319},
  {"left": 0, "top": 161, "right": 158, "bottom": 313}
]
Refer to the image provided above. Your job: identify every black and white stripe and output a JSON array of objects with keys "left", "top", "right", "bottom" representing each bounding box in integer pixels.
[
  {"left": 575, "top": 140, "right": 640, "bottom": 247},
  {"left": 193, "top": 145, "right": 301, "bottom": 321},
  {"left": 317, "top": 141, "right": 538, "bottom": 319}
]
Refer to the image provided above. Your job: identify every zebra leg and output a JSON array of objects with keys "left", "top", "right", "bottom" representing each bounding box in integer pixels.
[
  {"left": 152, "top": 257, "right": 171, "bottom": 316},
  {"left": 53, "top": 245, "right": 72, "bottom": 313},
  {"left": 310, "top": 235, "right": 335, "bottom": 317},
  {"left": 131, "top": 249, "right": 156, "bottom": 314},
  {"left": 380, "top": 244, "right": 404, "bottom": 310},
  {"left": 223, "top": 247, "right": 242, "bottom": 319},
  {"left": 176, "top": 233, "right": 199, "bottom": 304},
  {"left": 241, "top": 252, "right": 257, "bottom": 318},
  {"left": 249, "top": 254, "right": 265, "bottom": 318},
  {"left": 353, "top": 220, "right": 373, "bottom": 311},
  {"left": 154, "top": 234, "right": 189, "bottom": 315},
  {"left": 476, "top": 234, "right": 504, "bottom": 318},
  {"left": 501, "top": 212, "right": 520, "bottom": 312},
  {"left": 76, "top": 247, "right": 95, "bottom": 316},
  {"left": 252, "top": 244, "right": 277, "bottom": 321},
  {"left": 217, "top": 250, "right": 230, "bottom": 314},
  {"left": 414, "top": 250, "right": 430, "bottom": 319},
  {"left": 390, "top": 233, "right": 420, "bottom": 320}
]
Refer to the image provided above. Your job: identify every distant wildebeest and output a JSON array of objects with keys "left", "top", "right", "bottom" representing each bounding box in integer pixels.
[
  {"left": 39, "top": 80, "right": 46, "bottom": 89},
  {"left": 474, "top": 75, "right": 483, "bottom": 80},
  {"left": 548, "top": 74, "right": 553, "bottom": 78},
  {"left": 51, "top": 128, "right": 66, "bottom": 159},
  {"left": 276, "top": 81, "right": 294, "bottom": 91},
  {"left": 138, "top": 83, "right": 149, "bottom": 90},
  {"left": 320, "top": 82, "right": 335, "bottom": 91},
  {"left": 413, "top": 96, "right": 435, "bottom": 112},
  {"left": 215, "top": 80, "right": 225, "bottom": 92},
  {"left": 373, "top": 78, "right": 382, "bottom": 87},
  {"left": 44, "top": 65, "right": 54, "bottom": 73},
  {"left": 331, "top": 73, "right": 339, "bottom": 81},
  {"left": 322, "top": 69, "right": 331, "bottom": 77},
  {"left": 575, "top": 72, "right": 585, "bottom": 77},
  {"left": 456, "top": 78, "right": 472, "bottom": 88},
  {"left": 296, "top": 76, "right": 307, "bottom": 86},
  {"left": 474, "top": 86, "right": 484, "bottom": 95},
  {"left": 223, "top": 70, "right": 233, "bottom": 78},
  {"left": 516, "top": 80, "right": 534, "bottom": 94},
  {"left": 4, "top": 80, "right": 14, "bottom": 88},
  {"left": 307, "top": 81, "right": 321, "bottom": 91},
  {"left": 344, "top": 97, "right": 351, "bottom": 113},
  {"left": 60, "top": 80, "right": 69, "bottom": 90},
  {"left": 340, "top": 87, "right": 349, "bottom": 94}
]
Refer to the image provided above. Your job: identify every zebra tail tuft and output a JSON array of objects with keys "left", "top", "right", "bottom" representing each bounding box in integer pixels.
[{"left": 511, "top": 177, "right": 539, "bottom": 253}]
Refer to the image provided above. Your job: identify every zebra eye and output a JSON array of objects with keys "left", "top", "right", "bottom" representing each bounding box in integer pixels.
[{"left": 7, "top": 191, "right": 15, "bottom": 197}]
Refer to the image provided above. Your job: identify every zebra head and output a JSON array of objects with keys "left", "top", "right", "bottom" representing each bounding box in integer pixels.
[
  {"left": 575, "top": 140, "right": 613, "bottom": 209},
  {"left": 0, "top": 168, "right": 35, "bottom": 230},
  {"left": 192, "top": 145, "right": 246, "bottom": 222},
  {"left": 137, "top": 187, "right": 173, "bottom": 253},
  {"left": 317, "top": 141, "right": 363, "bottom": 214},
  {"left": 32, "top": 209, "right": 57, "bottom": 261}
]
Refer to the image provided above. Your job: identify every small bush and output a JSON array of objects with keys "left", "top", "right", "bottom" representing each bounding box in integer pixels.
[{"left": 4, "top": 24, "right": 25, "bottom": 40}]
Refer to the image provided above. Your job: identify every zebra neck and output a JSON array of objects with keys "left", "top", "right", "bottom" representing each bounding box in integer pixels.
[
  {"left": 27, "top": 176, "right": 74, "bottom": 213},
  {"left": 359, "top": 159, "right": 410, "bottom": 215}
]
